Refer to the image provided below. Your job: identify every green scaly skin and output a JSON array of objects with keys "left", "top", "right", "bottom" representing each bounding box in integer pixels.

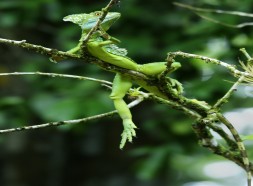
[
  {"left": 61, "top": 11, "right": 251, "bottom": 185},
  {"left": 63, "top": 11, "right": 182, "bottom": 149}
]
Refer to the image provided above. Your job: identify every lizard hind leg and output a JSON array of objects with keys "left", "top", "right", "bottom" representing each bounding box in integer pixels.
[
  {"left": 138, "top": 62, "right": 181, "bottom": 76},
  {"left": 110, "top": 73, "right": 137, "bottom": 149},
  {"left": 137, "top": 62, "right": 167, "bottom": 76}
]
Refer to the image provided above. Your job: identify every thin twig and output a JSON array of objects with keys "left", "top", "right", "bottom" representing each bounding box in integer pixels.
[
  {"left": 0, "top": 38, "right": 80, "bottom": 59},
  {"left": 173, "top": 2, "right": 253, "bottom": 28},
  {"left": 173, "top": 2, "right": 253, "bottom": 18},
  {"left": 195, "top": 13, "right": 253, "bottom": 28},
  {"left": 168, "top": 51, "right": 248, "bottom": 77},
  {"left": 213, "top": 75, "right": 244, "bottom": 108},
  {"left": 240, "top": 48, "right": 252, "bottom": 61},
  {"left": 0, "top": 97, "right": 144, "bottom": 134},
  {"left": 148, "top": 95, "right": 202, "bottom": 119},
  {"left": 214, "top": 48, "right": 253, "bottom": 108},
  {"left": 0, "top": 71, "right": 112, "bottom": 85}
]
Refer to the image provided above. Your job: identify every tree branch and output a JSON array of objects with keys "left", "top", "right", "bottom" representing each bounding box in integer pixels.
[
  {"left": 173, "top": 2, "right": 253, "bottom": 18},
  {"left": 0, "top": 71, "right": 112, "bottom": 85},
  {"left": 167, "top": 51, "right": 248, "bottom": 77},
  {"left": 0, "top": 37, "right": 151, "bottom": 81},
  {"left": 0, "top": 38, "right": 80, "bottom": 59},
  {"left": 173, "top": 2, "right": 253, "bottom": 28},
  {"left": 0, "top": 97, "right": 144, "bottom": 134}
]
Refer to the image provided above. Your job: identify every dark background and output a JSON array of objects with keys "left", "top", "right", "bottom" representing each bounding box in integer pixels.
[{"left": 0, "top": 0, "right": 253, "bottom": 186}]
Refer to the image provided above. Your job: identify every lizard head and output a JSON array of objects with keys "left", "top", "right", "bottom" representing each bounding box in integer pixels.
[{"left": 63, "top": 11, "right": 121, "bottom": 32}]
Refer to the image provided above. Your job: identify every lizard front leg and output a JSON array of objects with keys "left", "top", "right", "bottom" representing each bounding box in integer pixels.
[{"left": 110, "top": 73, "right": 137, "bottom": 149}]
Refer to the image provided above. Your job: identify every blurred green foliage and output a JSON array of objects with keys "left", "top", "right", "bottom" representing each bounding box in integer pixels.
[{"left": 0, "top": 0, "right": 253, "bottom": 186}]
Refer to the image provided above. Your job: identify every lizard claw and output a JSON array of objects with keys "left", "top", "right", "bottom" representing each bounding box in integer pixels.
[{"left": 119, "top": 119, "right": 137, "bottom": 149}]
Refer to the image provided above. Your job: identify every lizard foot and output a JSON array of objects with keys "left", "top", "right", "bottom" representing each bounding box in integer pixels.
[
  {"left": 119, "top": 119, "right": 137, "bottom": 149},
  {"left": 166, "top": 77, "right": 183, "bottom": 94}
]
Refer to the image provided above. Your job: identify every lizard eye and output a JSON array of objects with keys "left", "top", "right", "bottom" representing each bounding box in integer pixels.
[{"left": 94, "top": 12, "right": 102, "bottom": 16}]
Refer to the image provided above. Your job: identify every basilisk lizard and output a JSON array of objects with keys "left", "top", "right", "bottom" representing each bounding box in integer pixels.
[
  {"left": 61, "top": 11, "right": 182, "bottom": 149},
  {"left": 54, "top": 11, "right": 251, "bottom": 185}
]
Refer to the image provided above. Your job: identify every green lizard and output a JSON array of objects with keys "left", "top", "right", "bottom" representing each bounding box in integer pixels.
[
  {"left": 62, "top": 11, "right": 182, "bottom": 149},
  {"left": 56, "top": 11, "right": 251, "bottom": 185}
]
